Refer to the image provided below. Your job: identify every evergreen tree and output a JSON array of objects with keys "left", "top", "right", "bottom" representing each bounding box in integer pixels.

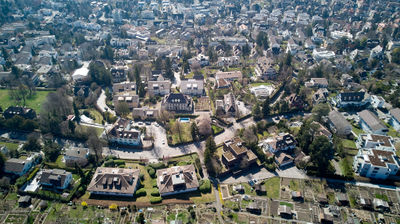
[{"left": 262, "top": 98, "right": 270, "bottom": 118}]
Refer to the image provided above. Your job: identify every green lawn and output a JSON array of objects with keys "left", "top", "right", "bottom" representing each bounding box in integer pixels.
[
  {"left": 352, "top": 125, "right": 364, "bottom": 136},
  {"left": 0, "top": 89, "right": 53, "bottom": 112},
  {"left": 279, "top": 201, "right": 293, "bottom": 208},
  {"left": 375, "top": 193, "right": 389, "bottom": 202},
  {"left": 0, "top": 141, "right": 20, "bottom": 150},
  {"left": 86, "top": 108, "right": 104, "bottom": 124},
  {"left": 289, "top": 180, "right": 299, "bottom": 191},
  {"left": 250, "top": 82, "right": 272, "bottom": 87},
  {"left": 342, "top": 139, "right": 357, "bottom": 149},
  {"left": 168, "top": 120, "right": 193, "bottom": 145},
  {"left": 264, "top": 177, "right": 280, "bottom": 199},
  {"left": 212, "top": 124, "right": 224, "bottom": 135},
  {"left": 339, "top": 156, "right": 354, "bottom": 178},
  {"left": 75, "top": 125, "right": 104, "bottom": 137}
]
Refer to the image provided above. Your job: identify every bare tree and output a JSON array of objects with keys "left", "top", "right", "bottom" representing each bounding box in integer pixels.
[
  {"left": 174, "top": 121, "right": 183, "bottom": 143},
  {"left": 157, "top": 109, "right": 174, "bottom": 125},
  {"left": 115, "top": 102, "right": 130, "bottom": 117},
  {"left": 197, "top": 116, "right": 212, "bottom": 137},
  {"left": 86, "top": 130, "right": 103, "bottom": 165}
]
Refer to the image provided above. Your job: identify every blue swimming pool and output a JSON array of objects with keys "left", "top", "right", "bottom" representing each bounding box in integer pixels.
[{"left": 179, "top": 118, "right": 190, "bottom": 123}]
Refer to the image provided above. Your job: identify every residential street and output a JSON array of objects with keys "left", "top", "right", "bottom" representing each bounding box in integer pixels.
[{"left": 97, "top": 89, "right": 115, "bottom": 115}]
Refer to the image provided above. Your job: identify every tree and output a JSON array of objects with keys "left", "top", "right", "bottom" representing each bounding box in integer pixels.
[
  {"left": 173, "top": 121, "right": 183, "bottom": 143},
  {"left": 262, "top": 98, "right": 270, "bottom": 118},
  {"left": 43, "top": 140, "right": 61, "bottom": 162},
  {"left": 191, "top": 122, "right": 199, "bottom": 141},
  {"left": 392, "top": 47, "right": 400, "bottom": 64},
  {"left": 252, "top": 102, "right": 262, "bottom": 120},
  {"left": 308, "top": 136, "right": 334, "bottom": 174},
  {"left": 242, "top": 127, "right": 258, "bottom": 145},
  {"left": 101, "top": 45, "right": 114, "bottom": 61},
  {"left": 0, "top": 152, "right": 5, "bottom": 171},
  {"left": 157, "top": 109, "right": 173, "bottom": 125},
  {"left": 87, "top": 131, "right": 103, "bottom": 164},
  {"left": 242, "top": 43, "right": 251, "bottom": 58},
  {"left": 311, "top": 103, "right": 330, "bottom": 122},
  {"left": 136, "top": 212, "right": 145, "bottom": 224},
  {"left": 198, "top": 117, "right": 212, "bottom": 137},
  {"left": 22, "top": 135, "right": 42, "bottom": 152},
  {"left": 88, "top": 62, "right": 112, "bottom": 86},
  {"left": 73, "top": 102, "right": 80, "bottom": 123},
  {"left": 205, "top": 136, "right": 216, "bottom": 154},
  {"left": 115, "top": 102, "right": 130, "bottom": 117}
]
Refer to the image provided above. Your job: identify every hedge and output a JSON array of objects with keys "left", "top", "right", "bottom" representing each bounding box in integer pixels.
[
  {"left": 114, "top": 160, "right": 125, "bottom": 166},
  {"left": 149, "top": 162, "right": 167, "bottom": 170},
  {"left": 27, "top": 167, "right": 40, "bottom": 182},
  {"left": 150, "top": 196, "right": 162, "bottom": 204},
  {"left": 199, "top": 179, "right": 211, "bottom": 193},
  {"left": 135, "top": 188, "right": 147, "bottom": 197},
  {"left": 151, "top": 188, "right": 160, "bottom": 196},
  {"left": 147, "top": 167, "right": 156, "bottom": 178}
]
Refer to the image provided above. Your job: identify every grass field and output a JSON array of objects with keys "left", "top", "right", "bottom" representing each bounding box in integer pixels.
[
  {"left": 0, "top": 89, "right": 53, "bottom": 112},
  {"left": 168, "top": 119, "right": 193, "bottom": 145},
  {"left": 264, "top": 177, "right": 280, "bottom": 199},
  {"left": 212, "top": 124, "right": 224, "bottom": 135},
  {"left": 352, "top": 125, "right": 364, "bottom": 136},
  {"left": 0, "top": 141, "right": 20, "bottom": 150},
  {"left": 250, "top": 82, "right": 272, "bottom": 87},
  {"left": 342, "top": 139, "right": 357, "bottom": 149}
]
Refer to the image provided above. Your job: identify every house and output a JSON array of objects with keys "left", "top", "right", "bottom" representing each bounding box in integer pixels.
[
  {"left": 286, "top": 39, "right": 298, "bottom": 55},
  {"left": 156, "top": 165, "right": 199, "bottom": 196},
  {"left": 359, "top": 197, "right": 373, "bottom": 210},
  {"left": 254, "top": 183, "right": 266, "bottom": 195},
  {"left": 255, "top": 57, "right": 277, "bottom": 80},
  {"left": 353, "top": 148, "right": 399, "bottom": 179},
  {"left": 148, "top": 77, "right": 171, "bottom": 96},
  {"left": 291, "top": 191, "right": 303, "bottom": 201},
  {"left": 328, "top": 111, "right": 352, "bottom": 136},
  {"left": 3, "top": 106, "right": 36, "bottom": 119},
  {"left": 87, "top": 167, "right": 141, "bottom": 197},
  {"left": 275, "top": 152, "right": 294, "bottom": 168},
  {"left": 216, "top": 56, "right": 240, "bottom": 67},
  {"left": 312, "top": 122, "right": 332, "bottom": 140},
  {"left": 389, "top": 108, "right": 400, "bottom": 131},
  {"left": 64, "top": 147, "right": 89, "bottom": 167},
  {"left": 332, "top": 92, "right": 369, "bottom": 108},
  {"left": 162, "top": 93, "right": 193, "bottom": 113},
  {"left": 305, "top": 78, "right": 328, "bottom": 88},
  {"left": 233, "top": 184, "right": 244, "bottom": 194},
  {"left": 113, "top": 92, "right": 139, "bottom": 110},
  {"left": 336, "top": 192, "right": 349, "bottom": 206},
  {"left": 262, "top": 133, "right": 296, "bottom": 154},
  {"left": 285, "top": 93, "right": 304, "bottom": 109},
  {"left": 356, "top": 134, "right": 395, "bottom": 151},
  {"left": 18, "top": 196, "right": 31, "bottom": 207},
  {"left": 112, "top": 82, "right": 135, "bottom": 93},
  {"left": 313, "top": 49, "right": 335, "bottom": 61},
  {"left": 246, "top": 202, "right": 262, "bottom": 214},
  {"left": 4, "top": 154, "right": 40, "bottom": 176},
  {"left": 220, "top": 93, "right": 237, "bottom": 116},
  {"left": 188, "top": 54, "right": 209, "bottom": 67},
  {"left": 132, "top": 107, "right": 159, "bottom": 120},
  {"left": 221, "top": 137, "right": 258, "bottom": 170},
  {"left": 373, "top": 198, "right": 390, "bottom": 212},
  {"left": 250, "top": 85, "right": 275, "bottom": 98},
  {"left": 358, "top": 110, "right": 388, "bottom": 135},
  {"left": 180, "top": 79, "right": 204, "bottom": 96},
  {"left": 107, "top": 119, "right": 141, "bottom": 146},
  {"left": 215, "top": 78, "right": 231, "bottom": 89},
  {"left": 278, "top": 205, "right": 292, "bottom": 218},
  {"left": 370, "top": 95, "right": 386, "bottom": 109},
  {"left": 39, "top": 169, "right": 72, "bottom": 190},
  {"left": 215, "top": 71, "right": 243, "bottom": 82},
  {"left": 312, "top": 88, "right": 329, "bottom": 104}
]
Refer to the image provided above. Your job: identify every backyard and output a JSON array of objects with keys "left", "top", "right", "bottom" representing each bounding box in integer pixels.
[
  {"left": 167, "top": 119, "right": 193, "bottom": 145},
  {"left": 0, "top": 89, "right": 53, "bottom": 112},
  {"left": 264, "top": 177, "right": 280, "bottom": 199}
]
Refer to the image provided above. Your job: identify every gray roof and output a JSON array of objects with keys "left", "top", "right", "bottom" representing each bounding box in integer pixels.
[
  {"left": 65, "top": 148, "right": 89, "bottom": 159},
  {"left": 328, "top": 111, "right": 351, "bottom": 131},
  {"left": 358, "top": 110, "right": 387, "bottom": 132},
  {"left": 4, "top": 158, "right": 27, "bottom": 174},
  {"left": 390, "top": 108, "right": 400, "bottom": 122},
  {"left": 39, "top": 169, "right": 71, "bottom": 188}
]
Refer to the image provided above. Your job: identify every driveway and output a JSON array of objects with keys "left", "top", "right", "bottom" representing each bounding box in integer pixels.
[{"left": 97, "top": 89, "right": 115, "bottom": 115}]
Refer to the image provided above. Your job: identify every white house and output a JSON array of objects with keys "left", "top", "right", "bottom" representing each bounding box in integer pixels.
[
  {"left": 107, "top": 119, "right": 141, "bottom": 146},
  {"left": 389, "top": 108, "right": 400, "bottom": 131},
  {"left": 353, "top": 148, "right": 399, "bottom": 179},
  {"left": 358, "top": 110, "right": 389, "bottom": 135},
  {"left": 180, "top": 79, "right": 204, "bottom": 96}
]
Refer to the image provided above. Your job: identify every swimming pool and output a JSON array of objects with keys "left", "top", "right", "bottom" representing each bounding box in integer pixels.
[{"left": 179, "top": 117, "right": 190, "bottom": 123}]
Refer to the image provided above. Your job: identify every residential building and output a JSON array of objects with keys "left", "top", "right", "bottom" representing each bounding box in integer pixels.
[
  {"left": 216, "top": 56, "right": 240, "bottom": 67},
  {"left": 305, "top": 78, "right": 328, "bottom": 88},
  {"left": 107, "top": 118, "right": 141, "bottom": 146},
  {"left": 180, "top": 79, "right": 204, "bottom": 96},
  {"left": 327, "top": 111, "right": 352, "bottom": 136},
  {"left": 112, "top": 82, "right": 135, "bottom": 93},
  {"left": 262, "top": 133, "right": 296, "bottom": 154},
  {"left": 255, "top": 57, "right": 277, "bottom": 80},
  {"left": 312, "top": 49, "right": 335, "bottom": 61},
  {"left": 113, "top": 92, "right": 139, "bottom": 109},
  {"left": 87, "top": 167, "right": 141, "bottom": 197},
  {"left": 162, "top": 93, "right": 193, "bottom": 112},
  {"left": 156, "top": 165, "right": 199, "bottom": 196},
  {"left": 332, "top": 91, "right": 369, "bottom": 108},
  {"left": 64, "top": 147, "right": 89, "bottom": 167},
  {"left": 358, "top": 110, "right": 389, "bottom": 135},
  {"left": 188, "top": 54, "right": 209, "bottom": 67},
  {"left": 148, "top": 77, "right": 171, "bottom": 96},
  {"left": 370, "top": 95, "right": 386, "bottom": 109},
  {"left": 356, "top": 134, "right": 395, "bottom": 151},
  {"left": 216, "top": 93, "right": 237, "bottom": 116},
  {"left": 312, "top": 122, "right": 333, "bottom": 140},
  {"left": 4, "top": 154, "right": 38, "bottom": 176},
  {"left": 132, "top": 107, "right": 159, "bottom": 120},
  {"left": 286, "top": 39, "right": 298, "bottom": 55},
  {"left": 250, "top": 85, "right": 275, "bottom": 98},
  {"left": 221, "top": 137, "right": 257, "bottom": 169},
  {"left": 389, "top": 108, "right": 400, "bottom": 131},
  {"left": 3, "top": 106, "right": 36, "bottom": 119},
  {"left": 312, "top": 88, "right": 329, "bottom": 104},
  {"left": 215, "top": 71, "right": 243, "bottom": 82},
  {"left": 353, "top": 148, "right": 399, "bottom": 179},
  {"left": 39, "top": 169, "right": 72, "bottom": 190},
  {"left": 275, "top": 152, "right": 294, "bottom": 168}
]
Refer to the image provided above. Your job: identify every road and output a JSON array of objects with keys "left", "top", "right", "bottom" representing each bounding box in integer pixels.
[{"left": 97, "top": 89, "right": 115, "bottom": 115}]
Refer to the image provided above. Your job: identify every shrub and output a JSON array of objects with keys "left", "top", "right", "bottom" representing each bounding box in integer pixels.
[
  {"left": 118, "top": 164, "right": 125, "bottom": 168},
  {"left": 150, "top": 196, "right": 162, "bottom": 204},
  {"left": 149, "top": 162, "right": 166, "bottom": 170},
  {"left": 199, "top": 179, "right": 211, "bottom": 193},
  {"left": 27, "top": 167, "right": 40, "bottom": 182},
  {"left": 109, "top": 203, "right": 118, "bottom": 210},
  {"left": 151, "top": 179, "right": 157, "bottom": 187},
  {"left": 104, "top": 159, "right": 114, "bottom": 167},
  {"left": 151, "top": 188, "right": 160, "bottom": 196},
  {"left": 135, "top": 188, "right": 147, "bottom": 197},
  {"left": 15, "top": 176, "right": 27, "bottom": 188},
  {"left": 114, "top": 160, "right": 125, "bottom": 166},
  {"left": 139, "top": 174, "right": 144, "bottom": 181},
  {"left": 147, "top": 167, "right": 156, "bottom": 178},
  {"left": 81, "top": 201, "right": 88, "bottom": 208}
]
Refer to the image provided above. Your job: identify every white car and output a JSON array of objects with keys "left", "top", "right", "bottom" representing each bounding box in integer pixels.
[{"left": 162, "top": 140, "right": 165, "bottom": 144}]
